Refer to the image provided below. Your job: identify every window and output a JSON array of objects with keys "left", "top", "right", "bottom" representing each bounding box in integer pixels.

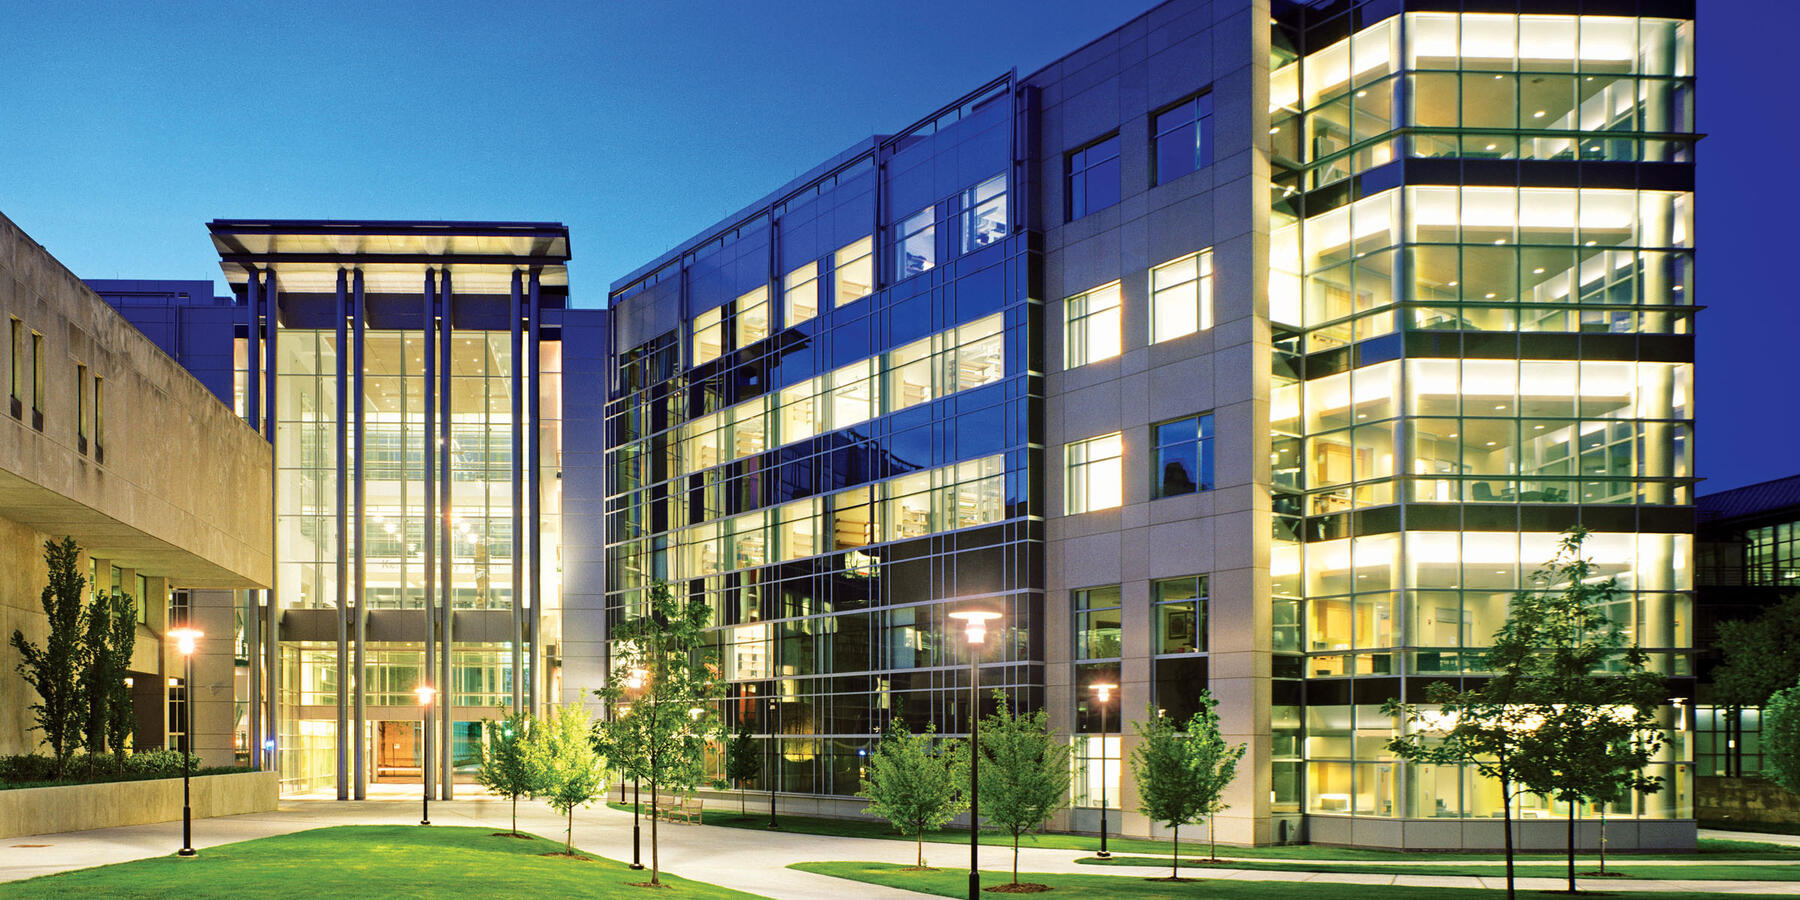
[
  {"left": 834, "top": 236, "right": 874, "bottom": 306},
  {"left": 1064, "top": 282, "right": 1123, "bottom": 369},
  {"left": 1154, "top": 93, "right": 1214, "bottom": 185},
  {"left": 1067, "top": 134, "right": 1121, "bottom": 220},
  {"left": 8, "top": 317, "right": 22, "bottom": 413},
  {"left": 93, "top": 376, "right": 105, "bottom": 454},
  {"left": 692, "top": 307, "right": 723, "bottom": 366},
  {"left": 1065, "top": 432, "right": 1124, "bottom": 514},
  {"left": 31, "top": 331, "right": 44, "bottom": 414},
  {"left": 77, "top": 364, "right": 88, "bottom": 448},
  {"left": 784, "top": 263, "right": 819, "bottom": 326},
  {"left": 1074, "top": 586, "right": 1123, "bottom": 659},
  {"left": 961, "top": 175, "right": 1008, "bottom": 251},
  {"left": 1152, "top": 413, "right": 1214, "bottom": 498},
  {"left": 735, "top": 286, "right": 769, "bottom": 348},
  {"left": 135, "top": 574, "right": 147, "bottom": 625},
  {"left": 894, "top": 208, "right": 935, "bottom": 281},
  {"left": 1150, "top": 250, "right": 1214, "bottom": 342},
  {"left": 1153, "top": 576, "right": 1207, "bottom": 654}
]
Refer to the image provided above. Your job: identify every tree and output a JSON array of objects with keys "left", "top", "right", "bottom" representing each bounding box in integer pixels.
[
  {"left": 10, "top": 537, "right": 88, "bottom": 776},
  {"left": 724, "top": 721, "right": 760, "bottom": 816},
  {"left": 103, "top": 592, "right": 137, "bottom": 755},
  {"left": 592, "top": 582, "right": 726, "bottom": 886},
  {"left": 857, "top": 719, "right": 967, "bottom": 869},
  {"left": 477, "top": 710, "right": 543, "bottom": 836},
  {"left": 531, "top": 702, "right": 607, "bottom": 856},
  {"left": 79, "top": 585, "right": 112, "bottom": 761},
  {"left": 1712, "top": 593, "right": 1800, "bottom": 777},
  {"left": 1764, "top": 679, "right": 1800, "bottom": 794},
  {"left": 975, "top": 691, "right": 1069, "bottom": 886},
  {"left": 1130, "top": 693, "right": 1244, "bottom": 880},
  {"left": 1506, "top": 529, "right": 1666, "bottom": 894}
]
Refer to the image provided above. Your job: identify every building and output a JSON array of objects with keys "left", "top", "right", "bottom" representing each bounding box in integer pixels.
[
  {"left": 2, "top": 211, "right": 271, "bottom": 767},
  {"left": 601, "top": 0, "right": 1697, "bottom": 848},
  {"left": 92, "top": 222, "right": 605, "bottom": 800},
  {"left": 1693, "top": 473, "right": 1800, "bottom": 778}
]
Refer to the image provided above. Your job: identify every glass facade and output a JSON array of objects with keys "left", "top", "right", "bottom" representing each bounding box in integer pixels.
[{"left": 1269, "top": 8, "right": 1695, "bottom": 826}]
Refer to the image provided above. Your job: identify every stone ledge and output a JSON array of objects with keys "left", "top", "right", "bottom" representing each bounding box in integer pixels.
[{"left": 0, "top": 769, "right": 277, "bottom": 839}]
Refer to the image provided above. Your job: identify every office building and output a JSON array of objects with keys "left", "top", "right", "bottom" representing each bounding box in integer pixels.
[{"left": 602, "top": 0, "right": 1697, "bottom": 848}]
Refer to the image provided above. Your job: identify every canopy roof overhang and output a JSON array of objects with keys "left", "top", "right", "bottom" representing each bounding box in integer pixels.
[{"left": 209, "top": 220, "right": 570, "bottom": 295}]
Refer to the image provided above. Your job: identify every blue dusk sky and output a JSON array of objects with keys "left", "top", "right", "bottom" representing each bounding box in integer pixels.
[{"left": 0, "top": 1, "right": 1790, "bottom": 493}]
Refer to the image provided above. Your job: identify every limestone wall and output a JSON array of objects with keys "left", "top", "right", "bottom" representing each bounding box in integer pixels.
[{"left": 0, "top": 769, "right": 278, "bottom": 839}]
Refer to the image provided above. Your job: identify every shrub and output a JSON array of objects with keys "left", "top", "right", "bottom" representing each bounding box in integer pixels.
[
  {"left": 0, "top": 754, "right": 55, "bottom": 783},
  {"left": 124, "top": 749, "right": 200, "bottom": 778}
]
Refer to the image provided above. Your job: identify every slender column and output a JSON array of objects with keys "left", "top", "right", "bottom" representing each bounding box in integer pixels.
[
  {"left": 262, "top": 269, "right": 281, "bottom": 782},
  {"left": 439, "top": 268, "right": 455, "bottom": 799},
  {"left": 510, "top": 270, "right": 525, "bottom": 713},
  {"left": 526, "top": 269, "right": 542, "bottom": 713},
  {"left": 335, "top": 268, "right": 349, "bottom": 800},
  {"left": 352, "top": 269, "right": 368, "bottom": 800},
  {"left": 423, "top": 269, "right": 438, "bottom": 800},
  {"left": 245, "top": 272, "right": 263, "bottom": 769}
]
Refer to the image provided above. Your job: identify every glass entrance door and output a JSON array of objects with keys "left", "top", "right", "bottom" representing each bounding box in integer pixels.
[{"left": 374, "top": 720, "right": 422, "bottom": 783}]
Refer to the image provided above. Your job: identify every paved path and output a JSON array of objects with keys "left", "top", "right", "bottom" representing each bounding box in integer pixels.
[
  {"left": 5, "top": 799, "right": 1800, "bottom": 897},
  {"left": 1706, "top": 828, "right": 1800, "bottom": 848}
]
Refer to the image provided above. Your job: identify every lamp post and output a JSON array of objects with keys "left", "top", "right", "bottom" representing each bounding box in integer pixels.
[
  {"left": 948, "top": 609, "right": 1000, "bottom": 900},
  {"left": 765, "top": 691, "right": 779, "bottom": 830},
  {"left": 414, "top": 685, "right": 435, "bottom": 825},
  {"left": 169, "top": 627, "right": 203, "bottom": 858},
  {"left": 1088, "top": 683, "right": 1117, "bottom": 859},
  {"left": 625, "top": 665, "right": 647, "bottom": 870}
]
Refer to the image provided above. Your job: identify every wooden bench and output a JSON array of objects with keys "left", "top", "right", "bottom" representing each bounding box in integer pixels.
[
  {"left": 652, "top": 794, "right": 679, "bottom": 822},
  {"left": 673, "top": 795, "right": 702, "bottom": 824}
]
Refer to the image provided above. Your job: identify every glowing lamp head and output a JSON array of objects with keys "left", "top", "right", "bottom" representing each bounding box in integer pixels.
[
  {"left": 626, "top": 667, "right": 648, "bottom": 690},
  {"left": 1089, "top": 683, "right": 1118, "bottom": 705},
  {"left": 948, "top": 609, "right": 1002, "bottom": 645},
  {"left": 688, "top": 706, "right": 704, "bottom": 721},
  {"left": 414, "top": 684, "right": 436, "bottom": 707},
  {"left": 168, "top": 627, "right": 203, "bottom": 657}
]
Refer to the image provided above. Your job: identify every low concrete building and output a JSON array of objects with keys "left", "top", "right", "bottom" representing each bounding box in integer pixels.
[{"left": 1, "top": 210, "right": 271, "bottom": 766}]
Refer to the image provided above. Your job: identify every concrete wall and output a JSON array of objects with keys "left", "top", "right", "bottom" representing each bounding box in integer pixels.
[
  {"left": 1306, "top": 814, "right": 1697, "bottom": 852},
  {"left": 0, "top": 769, "right": 277, "bottom": 839},
  {"left": 558, "top": 308, "right": 609, "bottom": 716},
  {"left": 1697, "top": 776, "right": 1800, "bottom": 826}
]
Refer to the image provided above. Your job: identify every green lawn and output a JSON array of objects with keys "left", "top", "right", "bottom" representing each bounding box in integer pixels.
[
  {"left": 631, "top": 802, "right": 1800, "bottom": 861},
  {"left": 0, "top": 825, "right": 764, "bottom": 899},
  {"left": 1077, "top": 853, "right": 1800, "bottom": 881},
  {"left": 792, "top": 861, "right": 1796, "bottom": 899}
]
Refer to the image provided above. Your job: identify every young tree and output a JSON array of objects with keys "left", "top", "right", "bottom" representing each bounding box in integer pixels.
[
  {"left": 79, "top": 585, "right": 113, "bottom": 761},
  {"left": 592, "top": 582, "right": 726, "bottom": 886},
  {"left": 1130, "top": 693, "right": 1245, "bottom": 880},
  {"left": 1763, "top": 678, "right": 1800, "bottom": 794},
  {"left": 103, "top": 592, "right": 137, "bottom": 755},
  {"left": 857, "top": 719, "right": 968, "bottom": 869},
  {"left": 724, "top": 721, "right": 761, "bottom": 816},
  {"left": 1507, "top": 529, "right": 1666, "bottom": 894},
  {"left": 532, "top": 702, "right": 607, "bottom": 855},
  {"left": 10, "top": 537, "right": 88, "bottom": 776},
  {"left": 975, "top": 691, "right": 1069, "bottom": 886},
  {"left": 477, "top": 710, "right": 543, "bottom": 836}
]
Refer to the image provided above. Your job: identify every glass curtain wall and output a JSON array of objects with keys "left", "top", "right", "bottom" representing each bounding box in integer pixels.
[{"left": 1269, "top": 11, "right": 1695, "bottom": 824}]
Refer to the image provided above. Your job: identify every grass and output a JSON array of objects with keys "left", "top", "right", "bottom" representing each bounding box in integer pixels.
[
  {"left": 619, "top": 802, "right": 1800, "bottom": 861},
  {"left": 0, "top": 825, "right": 766, "bottom": 899},
  {"left": 1076, "top": 854, "right": 1800, "bottom": 881},
  {"left": 792, "top": 860, "right": 1799, "bottom": 899}
]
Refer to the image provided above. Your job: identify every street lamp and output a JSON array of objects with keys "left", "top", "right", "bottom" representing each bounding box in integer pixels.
[
  {"left": 1088, "top": 683, "right": 1118, "bottom": 859},
  {"left": 948, "top": 609, "right": 1000, "bottom": 900},
  {"left": 414, "top": 685, "right": 435, "bottom": 825},
  {"left": 624, "top": 664, "right": 648, "bottom": 869},
  {"left": 169, "top": 627, "right": 203, "bottom": 858}
]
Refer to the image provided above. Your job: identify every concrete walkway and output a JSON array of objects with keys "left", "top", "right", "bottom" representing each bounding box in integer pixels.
[
  {"left": 1705, "top": 827, "right": 1800, "bottom": 848},
  {"left": 4, "top": 799, "right": 1800, "bottom": 897}
]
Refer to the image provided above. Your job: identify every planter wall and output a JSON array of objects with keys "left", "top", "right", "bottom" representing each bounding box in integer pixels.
[
  {"left": 1698, "top": 775, "right": 1800, "bottom": 826},
  {"left": 0, "top": 769, "right": 278, "bottom": 839}
]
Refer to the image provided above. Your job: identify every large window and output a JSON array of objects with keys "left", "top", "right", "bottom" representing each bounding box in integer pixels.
[
  {"left": 894, "top": 208, "right": 935, "bottom": 281},
  {"left": 1063, "top": 282, "right": 1122, "bottom": 369},
  {"left": 835, "top": 236, "right": 874, "bottom": 306},
  {"left": 1154, "top": 93, "right": 1214, "bottom": 184},
  {"left": 1066, "top": 135, "right": 1121, "bottom": 220},
  {"left": 1074, "top": 586, "right": 1122, "bottom": 659},
  {"left": 962, "top": 175, "right": 1008, "bottom": 251},
  {"left": 1152, "top": 413, "right": 1214, "bottom": 498},
  {"left": 692, "top": 307, "right": 724, "bottom": 366},
  {"left": 1150, "top": 250, "right": 1213, "bottom": 342},
  {"left": 784, "top": 263, "right": 818, "bottom": 326},
  {"left": 8, "top": 317, "right": 22, "bottom": 411},
  {"left": 1066, "top": 432, "right": 1124, "bottom": 514},
  {"left": 1153, "top": 576, "right": 1207, "bottom": 654},
  {"left": 736, "top": 286, "right": 769, "bottom": 348}
]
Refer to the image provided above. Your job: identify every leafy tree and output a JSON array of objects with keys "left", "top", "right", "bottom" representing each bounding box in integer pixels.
[
  {"left": 1506, "top": 529, "right": 1665, "bottom": 894},
  {"left": 103, "top": 592, "right": 137, "bottom": 755},
  {"left": 79, "top": 585, "right": 112, "bottom": 761},
  {"left": 1130, "top": 692, "right": 1244, "bottom": 880},
  {"left": 724, "top": 721, "right": 760, "bottom": 816},
  {"left": 1764, "top": 679, "right": 1800, "bottom": 794},
  {"left": 1713, "top": 593, "right": 1800, "bottom": 709},
  {"left": 974, "top": 691, "right": 1069, "bottom": 886},
  {"left": 592, "top": 582, "right": 726, "bottom": 886},
  {"left": 477, "top": 710, "right": 543, "bottom": 836},
  {"left": 10, "top": 538, "right": 88, "bottom": 775},
  {"left": 531, "top": 702, "right": 606, "bottom": 855},
  {"left": 857, "top": 719, "right": 967, "bottom": 869}
]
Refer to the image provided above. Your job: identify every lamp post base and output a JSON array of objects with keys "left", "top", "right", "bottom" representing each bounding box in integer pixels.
[
  {"left": 968, "top": 870, "right": 979, "bottom": 899},
  {"left": 1094, "top": 851, "right": 1111, "bottom": 859},
  {"left": 176, "top": 848, "right": 198, "bottom": 858}
]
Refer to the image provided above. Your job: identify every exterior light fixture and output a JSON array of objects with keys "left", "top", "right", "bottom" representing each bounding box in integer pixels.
[
  {"left": 1088, "top": 683, "right": 1119, "bottom": 859},
  {"left": 415, "top": 684, "right": 436, "bottom": 825},
  {"left": 168, "top": 628, "right": 203, "bottom": 858},
  {"left": 947, "top": 608, "right": 1002, "bottom": 899}
]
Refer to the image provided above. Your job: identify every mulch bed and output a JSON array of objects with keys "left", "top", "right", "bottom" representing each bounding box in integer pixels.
[{"left": 985, "top": 883, "right": 1053, "bottom": 893}]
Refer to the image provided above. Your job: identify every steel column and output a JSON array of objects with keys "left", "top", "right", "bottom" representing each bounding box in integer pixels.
[
  {"left": 526, "top": 269, "right": 542, "bottom": 714},
  {"left": 262, "top": 269, "right": 281, "bottom": 785},
  {"left": 510, "top": 270, "right": 525, "bottom": 713},
  {"left": 439, "top": 268, "right": 455, "bottom": 799},
  {"left": 335, "top": 268, "right": 349, "bottom": 800},
  {"left": 245, "top": 273, "right": 263, "bottom": 770},
  {"left": 351, "top": 269, "right": 368, "bottom": 800},
  {"left": 422, "top": 268, "right": 438, "bottom": 801}
]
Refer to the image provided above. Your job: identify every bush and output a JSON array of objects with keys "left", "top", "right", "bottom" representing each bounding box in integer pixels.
[
  {"left": 0, "top": 750, "right": 208, "bottom": 786},
  {"left": 0, "top": 754, "right": 55, "bottom": 783},
  {"left": 124, "top": 749, "right": 201, "bottom": 778}
]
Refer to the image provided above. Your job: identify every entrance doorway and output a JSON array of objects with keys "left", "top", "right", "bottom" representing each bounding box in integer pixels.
[{"left": 374, "top": 720, "right": 422, "bottom": 783}]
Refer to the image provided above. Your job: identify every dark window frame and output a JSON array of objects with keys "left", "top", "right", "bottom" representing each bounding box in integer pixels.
[
  {"left": 1151, "top": 412, "right": 1216, "bottom": 499},
  {"left": 1152, "top": 91, "right": 1215, "bottom": 186},
  {"left": 1065, "top": 133, "right": 1122, "bottom": 222}
]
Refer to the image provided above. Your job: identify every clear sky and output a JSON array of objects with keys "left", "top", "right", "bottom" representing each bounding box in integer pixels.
[{"left": 0, "top": 1, "right": 1790, "bottom": 493}]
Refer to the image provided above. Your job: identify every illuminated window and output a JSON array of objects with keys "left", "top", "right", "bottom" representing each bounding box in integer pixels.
[
  {"left": 832, "top": 488, "right": 875, "bottom": 550},
  {"left": 692, "top": 307, "right": 723, "bottom": 366},
  {"left": 1154, "top": 93, "right": 1214, "bottom": 184},
  {"left": 886, "top": 472, "right": 934, "bottom": 541},
  {"left": 885, "top": 336, "right": 933, "bottom": 411},
  {"left": 1074, "top": 586, "right": 1122, "bottom": 659},
  {"left": 735, "top": 286, "right": 769, "bottom": 348},
  {"left": 961, "top": 175, "right": 1008, "bottom": 251},
  {"left": 894, "top": 209, "right": 935, "bottom": 281},
  {"left": 1066, "top": 432, "right": 1124, "bottom": 514},
  {"left": 784, "top": 263, "right": 819, "bottom": 325},
  {"left": 835, "top": 237, "right": 874, "bottom": 306},
  {"left": 1152, "top": 413, "right": 1215, "bottom": 498},
  {"left": 1064, "top": 282, "right": 1122, "bottom": 369},
  {"left": 1153, "top": 576, "right": 1207, "bottom": 654},
  {"left": 1151, "top": 250, "right": 1213, "bottom": 342},
  {"left": 1067, "top": 134, "right": 1121, "bottom": 220}
]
